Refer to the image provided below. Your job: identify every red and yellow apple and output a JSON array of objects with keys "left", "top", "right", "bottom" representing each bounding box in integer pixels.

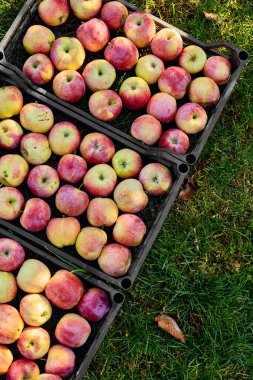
[
  {"left": 188, "top": 77, "right": 220, "bottom": 107},
  {"left": 139, "top": 163, "right": 173, "bottom": 195},
  {"left": 76, "top": 227, "right": 107, "bottom": 260},
  {"left": 113, "top": 179, "right": 148, "bottom": 213},
  {"left": 80, "top": 132, "right": 115, "bottom": 164},
  {"left": 0, "top": 86, "right": 23, "bottom": 119},
  {"left": 70, "top": 0, "right": 102, "bottom": 20},
  {"left": 0, "top": 271, "right": 17, "bottom": 303},
  {"left": 23, "top": 53, "right": 54, "bottom": 86},
  {"left": 17, "top": 327, "right": 50, "bottom": 360},
  {"left": 89, "top": 90, "right": 122, "bottom": 121},
  {"left": 175, "top": 103, "right": 208, "bottom": 134},
  {"left": 87, "top": 197, "right": 118, "bottom": 227},
  {"left": 0, "top": 238, "right": 25, "bottom": 271},
  {"left": 20, "top": 198, "right": 51, "bottom": 232},
  {"left": 55, "top": 313, "right": 91, "bottom": 348},
  {"left": 27, "top": 165, "right": 60, "bottom": 198},
  {"left": 23, "top": 25, "right": 55, "bottom": 55},
  {"left": 83, "top": 164, "right": 117, "bottom": 197},
  {"left": 104, "top": 36, "right": 139, "bottom": 71},
  {"left": 0, "top": 154, "right": 29, "bottom": 187},
  {"left": 124, "top": 11, "right": 156, "bottom": 48},
  {"left": 204, "top": 56, "right": 232, "bottom": 85},
  {"left": 57, "top": 154, "right": 87, "bottom": 183},
  {"left": 113, "top": 214, "right": 146, "bottom": 246},
  {"left": 158, "top": 66, "right": 191, "bottom": 99},
  {"left": 55, "top": 185, "right": 89, "bottom": 216},
  {"left": 135, "top": 54, "right": 164, "bottom": 85},
  {"left": 20, "top": 103, "right": 54, "bottom": 133},
  {"left": 46, "top": 217, "right": 81, "bottom": 248},
  {"left": 0, "top": 119, "right": 23, "bottom": 150},
  {"left": 0, "top": 345, "right": 13, "bottom": 375},
  {"left": 53, "top": 70, "right": 86, "bottom": 103},
  {"left": 82, "top": 59, "right": 116, "bottom": 92},
  {"left": 147, "top": 92, "right": 177, "bottom": 123},
  {"left": 6, "top": 359, "right": 40, "bottom": 380},
  {"left": 0, "top": 187, "right": 24, "bottom": 221},
  {"left": 112, "top": 148, "right": 142, "bottom": 178},
  {"left": 98, "top": 243, "right": 132, "bottom": 277},
  {"left": 0, "top": 305, "right": 24, "bottom": 344},
  {"left": 38, "top": 0, "right": 70, "bottom": 26},
  {"left": 17, "top": 258, "right": 51, "bottom": 293},
  {"left": 101, "top": 1, "right": 128, "bottom": 30},
  {"left": 48, "top": 121, "right": 81, "bottom": 155},
  {"left": 158, "top": 128, "right": 190, "bottom": 154},
  {"left": 45, "top": 345, "right": 75, "bottom": 378},
  {"left": 131, "top": 114, "right": 162, "bottom": 145},
  {"left": 50, "top": 37, "right": 85, "bottom": 71},
  {"left": 20, "top": 133, "right": 52, "bottom": 165},
  {"left": 119, "top": 76, "right": 151, "bottom": 110},
  {"left": 179, "top": 45, "right": 207, "bottom": 74},
  {"left": 20, "top": 294, "right": 52, "bottom": 327},
  {"left": 77, "top": 18, "right": 110, "bottom": 52},
  {"left": 151, "top": 28, "right": 183, "bottom": 61}
]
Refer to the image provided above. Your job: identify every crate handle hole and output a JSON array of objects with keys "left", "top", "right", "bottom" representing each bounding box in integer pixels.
[
  {"left": 186, "top": 154, "right": 196, "bottom": 165},
  {"left": 121, "top": 278, "right": 132, "bottom": 289},
  {"left": 113, "top": 293, "right": 124, "bottom": 304},
  {"left": 0, "top": 52, "right": 4, "bottom": 61},
  {"left": 239, "top": 51, "right": 248, "bottom": 61},
  {"left": 178, "top": 163, "right": 188, "bottom": 174}
]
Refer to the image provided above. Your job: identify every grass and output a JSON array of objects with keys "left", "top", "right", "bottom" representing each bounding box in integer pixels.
[{"left": 0, "top": 0, "right": 253, "bottom": 379}]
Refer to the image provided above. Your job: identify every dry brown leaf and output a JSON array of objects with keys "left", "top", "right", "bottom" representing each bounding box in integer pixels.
[
  {"left": 203, "top": 11, "right": 226, "bottom": 22},
  {"left": 179, "top": 180, "right": 197, "bottom": 200},
  {"left": 232, "top": 262, "right": 241, "bottom": 271},
  {"left": 155, "top": 314, "right": 186, "bottom": 343}
]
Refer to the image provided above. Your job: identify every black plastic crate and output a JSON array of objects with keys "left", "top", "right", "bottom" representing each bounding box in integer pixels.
[
  {"left": 0, "top": 227, "right": 124, "bottom": 380},
  {"left": 0, "top": 68, "right": 188, "bottom": 289},
  {"left": 0, "top": 0, "right": 248, "bottom": 165}
]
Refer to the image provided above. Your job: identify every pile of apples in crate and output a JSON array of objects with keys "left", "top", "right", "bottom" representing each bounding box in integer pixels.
[
  {"left": 0, "top": 237, "right": 111, "bottom": 378},
  {"left": 0, "top": 85, "right": 173, "bottom": 278},
  {"left": 21, "top": 0, "right": 232, "bottom": 154}
]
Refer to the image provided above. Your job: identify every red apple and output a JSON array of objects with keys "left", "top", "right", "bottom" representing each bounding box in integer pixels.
[
  {"left": 27, "top": 165, "right": 60, "bottom": 198},
  {"left": 23, "top": 54, "right": 54, "bottom": 86},
  {"left": 57, "top": 154, "right": 87, "bottom": 183},
  {"left": 204, "top": 56, "right": 232, "bottom": 85},
  {"left": 88, "top": 90, "right": 122, "bottom": 121},
  {"left": 159, "top": 128, "right": 190, "bottom": 154},
  {"left": 101, "top": 1, "right": 128, "bottom": 30},
  {"left": 55, "top": 313, "right": 91, "bottom": 348},
  {"left": 55, "top": 185, "right": 89, "bottom": 216},
  {"left": 113, "top": 214, "right": 146, "bottom": 246},
  {"left": 147, "top": 92, "right": 177, "bottom": 123},
  {"left": 179, "top": 45, "right": 207, "bottom": 74},
  {"left": 80, "top": 132, "right": 115, "bottom": 164},
  {"left": 20, "top": 198, "right": 51, "bottom": 232},
  {"left": 6, "top": 359, "right": 40, "bottom": 380},
  {"left": 83, "top": 164, "right": 117, "bottom": 197},
  {"left": 124, "top": 11, "right": 156, "bottom": 48},
  {"left": 112, "top": 148, "right": 142, "bottom": 178},
  {"left": 53, "top": 70, "right": 86, "bottom": 103},
  {"left": 98, "top": 243, "right": 132, "bottom": 277},
  {"left": 45, "top": 345, "right": 75, "bottom": 378},
  {"left": 38, "top": 0, "right": 70, "bottom": 26},
  {"left": 77, "top": 288, "right": 110, "bottom": 321},
  {"left": 131, "top": 114, "right": 162, "bottom": 145},
  {"left": 50, "top": 37, "right": 85, "bottom": 71},
  {"left": 77, "top": 18, "right": 110, "bottom": 52},
  {"left": 151, "top": 28, "right": 183, "bottom": 61},
  {"left": 139, "top": 163, "right": 173, "bottom": 195},
  {"left": 0, "top": 188, "right": 24, "bottom": 221},
  {"left": 188, "top": 77, "right": 220, "bottom": 107},
  {"left": 119, "top": 77, "right": 151, "bottom": 110},
  {"left": 0, "top": 119, "right": 23, "bottom": 150},
  {"left": 82, "top": 59, "right": 116, "bottom": 92},
  {"left": 158, "top": 66, "right": 191, "bottom": 99},
  {"left": 48, "top": 121, "right": 81, "bottom": 155},
  {"left": 23, "top": 25, "right": 55, "bottom": 55},
  {"left": 104, "top": 36, "right": 139, "bottom": 71},
  {"left": 0, "top": 238, "right": 25, "bottom": 272},
  {"left": 175, "top": 103, "right": 208, "bottom": 134}
]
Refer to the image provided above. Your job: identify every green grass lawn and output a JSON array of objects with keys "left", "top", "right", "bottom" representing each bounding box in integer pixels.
[{"left": 1, "top": 0, "right": 253, "bottom": 379}]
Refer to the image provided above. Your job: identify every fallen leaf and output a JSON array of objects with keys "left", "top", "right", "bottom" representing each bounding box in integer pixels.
[
  {"left": 232, "top": 262, "right": 241, "bottom": 271},
  {"left": 154, "top": 314, "right": 186, "bottom": 343},
  {"left": 179, "top": 180, "right": 197, "bottom": 200},
  {"left": 203, "top": 11, "right": 226, "bottom": 22}
]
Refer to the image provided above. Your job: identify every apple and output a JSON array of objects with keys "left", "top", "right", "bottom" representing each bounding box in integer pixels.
[
  {"left": 45, "top": 345, "right": 75, "bottom": 378},
  {"left": 80, "top": 132, "right": 115, "bottom": 164},
  {"left": 6, "top": 359, "right": 40, "bottom": 380},
  {"left": 113, "top": 214, "right": 146, "bottom": 246},
  {"left": 0, "top": 86, "right": 23, "bottom": 119},
  {"left": 23, "top": 53, "right": 54, "bottom": 86},
  {"left": 17, "top": 258, "right": 51, "bottom": 293},
  {"left": 204, "top": 56, "right": 232, "bottom": 85},
  {"left": 48, "top": 121, "right": 81, "bottom": 155},
  {"left": 77, "top": 288, "right": 110, "bottom": 321},
  {"left": 139, "top": 163, "right": 173, "bottom": 195},
  {"left": 55, "top": 185, "right": 89, "bottom": 216},
  {"left": 20, "top": 294, "right": 52, "bottom": 327},
  {"left": 70, "top": 0, "right": 102, "bottom": 20},
  {"left": 83, "top": 164, "right": 117, "bottom": 197},
  {"left": 37, "top": 375, "right": 62, "bottom": 380},
  {"left": 175, "top": 103, "right": 208, "bottom": 134},
  {"left": 158, "top": 128, "right": 190, "bottom": 154},
  {"left": 38, "top": 0, "right": 70, "bottom": 26},
  {"left": 101, "top": 1, "right": 128, "bottom": 30},
  {"left": 158, "top": 66, "right": 191, "bottom": 99},
  {"left": 23, "top": 25, "right": 55, "bottom": 55},
  {"left": 77, "top": 18, "right": 110, "bottom": 52},
  {"left": 0, "top": 238, "right": 25, "bottom": 271},
  {"left": 0, "top": 154, "right": 29, "bottom": 187},
  {"left": 27, "top": 165, "right": 60, "bottom": 198},
  {"left": 131, "top": 114, "right": 162, "bottom": 145},
  {"left": 151, "top": 28, "right": 183, "bottom": 61},
  {"left": 0, "top": 187, "right": 24, "bottom": 221},
  {"left": 179, "top": 45, "right": 207, "bottom": 74},
  {"left": 112, "top": 148, "right": 142, "bottom": 178},
  {"left": 20, "top": 198, "right": 51, "bottom": 232},
  {"left": 0, "top": 345, "right": 13, "bottom": 375},
  {"left": 87, "top": 197, "right": 118, "bottom": 227},
  {"left": 89, "top": 90, "right": 122, "bottom": 121},
  {"left": 0, "top": 305, "right": 24, "bottom": 344},
  {"left": 20, "top": 133, "right": 51, "bottom": 165},
  {"left": 104, "top": 36, "right": 139, "bottom": 71},
  {"left": 46, "top": 217, "right": 81, "bottom": 248},
  {"left": 50, "top": 37, "right": 85, "bottom": 71},
  {"left": 119, "top": 77, "right": 151, "bottom": 110},
  {"left": 17, "top": 327, "right": 50, "bottom": 360},
  {"left": 98, "top": 243, "right": 132, "bottom": 277},
  {"left": 124, "top": 11, "right": 156, "bottom": 48},
  {"left": 55, "top": 313, "right": 91, "bottom": 348},
  {"left": 188, "top": 77, "right": 220, "bottom": 107},
  {"left": 113, "top": 179, "right": 148, "bottom": 213},
  {"left": 53, "top": 70, "right": 86, "bottom": 103},
  {"left": 57, "top": 154, "right": 87, "bottom": 183},
  {"left": 75, "top": 227, "right": 107, "bottom": 260},
  {"left": 0, "top": 119, "right": 23, "bottom": 150},
  {"left": 45, "top": 270, "right": 84, "bottom": 309},
  {"left": 135, "top": 54, "right": 164, "bottom": 85},
  {"left": 20, "top": 103, "right": 54, "bottom": 133},
  {"left": 82, "top": 59, "right": 116, "bottom": 92},
  {"left": 147, "top": 92, "right": 177, "bottom": 123},
  {"left": 0, "top": 272, "right": 17, "bottom": 303}
]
